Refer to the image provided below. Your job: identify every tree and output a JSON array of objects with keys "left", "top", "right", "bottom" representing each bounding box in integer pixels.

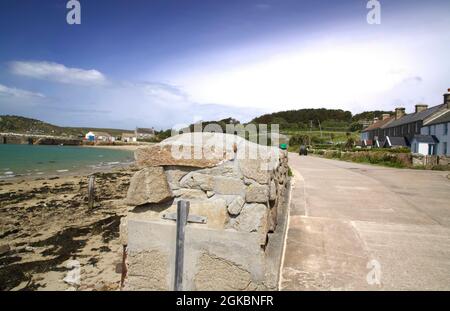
[
  {"left": 344, "top": 137, "right": 355, "bottom": 150},
  {"left": 349, "top": 122, "right": 363, "bottom": 132}
]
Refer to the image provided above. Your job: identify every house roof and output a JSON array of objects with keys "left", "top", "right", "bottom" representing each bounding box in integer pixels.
[
  {"left": 424, "top": 109, "right": 450, "bottom": 126},
  {"left": 361, "top": 139, "right": 374, "bottom": 146},
  {"left": 122, "top": 132, "right": 136, "bottom": 138},
  {"left": 90, "top": 131, "right": 111, "bottom": 137},
  {"left": 384, "top": 104, "right": 444, "bottom": 128},
  {"left": 412, "top": 135, "right": 439, "bottom": 144},
  {"left": 362, "top": 116, "right": 395, "bottom": 132},
  {"left": 385, "top": 136, "right": 408, "bottom": 147}
]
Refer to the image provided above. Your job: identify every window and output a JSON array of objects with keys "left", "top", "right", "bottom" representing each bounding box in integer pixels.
[
  {"left": 444, "top": 123, "right": 448, "bottom": 136},
  {"left": 444, "top": 142, "right": 448, "bottom": 155}
]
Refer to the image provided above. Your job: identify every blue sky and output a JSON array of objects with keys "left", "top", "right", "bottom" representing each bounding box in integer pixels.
[{"left": 0, "top": 0, "right": 449, "bottom": 130}]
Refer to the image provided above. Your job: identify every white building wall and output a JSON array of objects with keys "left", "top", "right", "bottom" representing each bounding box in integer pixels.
[
  {"left": 421, "top": 122, "right": 450, "bottom": 156},
  {"left": 418, "top": 143, "right": 428, "bottom": 155},
  {"left": 360, "top": 132, "right": 369, "bottom": 140}
]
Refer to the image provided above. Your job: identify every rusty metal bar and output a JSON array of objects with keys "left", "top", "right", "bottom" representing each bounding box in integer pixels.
[{"left": 174, "top": 200, "right": 189, "bottom": 291}]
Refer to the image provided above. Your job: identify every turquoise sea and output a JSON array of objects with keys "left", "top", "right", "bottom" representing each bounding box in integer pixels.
[{"left": 0, "top": 144, "right": 134, "bottom": 179}]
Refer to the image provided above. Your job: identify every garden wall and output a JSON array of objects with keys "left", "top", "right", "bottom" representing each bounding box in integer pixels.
[{"left": 120, "top": 133, "right": 290, "bottom": 290}]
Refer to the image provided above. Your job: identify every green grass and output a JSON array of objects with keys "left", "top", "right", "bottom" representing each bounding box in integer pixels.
[{"left": 288, "top": 166, "right": 293, "bottom": 177}]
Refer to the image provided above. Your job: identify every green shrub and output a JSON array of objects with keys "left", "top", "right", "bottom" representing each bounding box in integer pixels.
[{"left": 431, "top": 165, "right": 450, "bottom": 171}]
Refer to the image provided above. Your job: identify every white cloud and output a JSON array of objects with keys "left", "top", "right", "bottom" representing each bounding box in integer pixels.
[
  {"left": 9, "top": 61, "right": 107, "bottom": 85},
  {"left": 0, "top": 83, "right": 45, "bottom": 99},
  {"left": 175, "top": 42, "right": 415, "bottom": 112}
]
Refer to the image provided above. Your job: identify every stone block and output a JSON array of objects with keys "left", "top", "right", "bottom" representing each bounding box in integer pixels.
[
  {"left": 227, "top": 196, "right": 245, "bottom": 215},
  {"left": 180, "top": 172, "right": 214, "bottom": 191},
  {"left": 164, "top": 166, "right": 196, "bottom": 190},
  {"left": 126, "top": 167, "right": 173, "bottom": 206},
  {"left": 135, "top": 144, "right": 227, "bottom": 168},
  {"left": 245, "top": 184, "right": 269, "bottom": 203},
  {"left": 239, "top": 159, "right": 270, "bottom": 184},
  {"left": 173, "top": 188, "right": 207, "bottom": 200},
  {"left": 213, "top": 176, "right": 245, "bottom": 196},
  {"left": 232, "top": 203, "right": 268, "bottom": 235}
]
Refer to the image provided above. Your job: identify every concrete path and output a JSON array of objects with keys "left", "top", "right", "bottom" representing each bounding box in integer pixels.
[{"left": 281, "top": 154, "right": 450, "bottom": 290}]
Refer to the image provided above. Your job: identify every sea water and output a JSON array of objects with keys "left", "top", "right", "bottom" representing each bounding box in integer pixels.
[{"left": 0, "top": 144, "right": 134, "bottom": 179}]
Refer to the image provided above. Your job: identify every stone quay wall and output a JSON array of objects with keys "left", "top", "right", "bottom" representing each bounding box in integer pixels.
[{"left": 120, "top": 133, "right": 290, "bottom": 290}]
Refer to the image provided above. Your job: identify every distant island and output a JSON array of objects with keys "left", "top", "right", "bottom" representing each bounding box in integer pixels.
[{"left": 0, "top": 115, "right": 134, "bottom": 138}]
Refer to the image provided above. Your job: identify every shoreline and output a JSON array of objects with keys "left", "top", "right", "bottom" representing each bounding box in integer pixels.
[
  {"left": 0, "top": 161, "right": 135, "bottom": 183},
  {"left": 0, "top": 144, "right": 138, "bottom": 182},
  {"left": 81, "top": 144, "right": 146, "bottom": 151}
]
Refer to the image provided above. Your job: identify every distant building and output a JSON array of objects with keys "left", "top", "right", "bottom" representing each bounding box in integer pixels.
[
  {"left": 382, "top": 136, "right": 408, "bottom": 148},
  {"left": 135, "top": 127, "right": 155, "bottom": 140},
  {"left": 410, "top": 135, "right": 439, "bottom": 155},
  {"left": 417, "top": 92, "right": 450, "bottom": 155},
  {"left": 122, "top": 132, "right": 137, "bottom": 143},
  {"left": 85, "top": 131, "right": 114, "bottom": 142},
  {"left": 360, "top": 114, "right": 394, "bottom": 146},
  {"left": 360, "top": 89, "right": 450, "bottom": 152},
  {"left": 358, "top": 119, "right": 374, "bottom": 129}
]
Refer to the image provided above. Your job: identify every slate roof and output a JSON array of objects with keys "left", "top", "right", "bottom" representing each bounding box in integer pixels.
[
  {"left": 425, "top": 110, "right": 450, "bottom": 126},
  {"left": 361, "top": 116, "right": 394, "bottom": 132},
  {"left": 385, "top": 136, "right": 408, "bottom": 147},
  {"left": 384, "top": 104, "right": 444, "bottom": 128},
  {"left": 411, "top": 135, "right": 439, "bottom": 144}
]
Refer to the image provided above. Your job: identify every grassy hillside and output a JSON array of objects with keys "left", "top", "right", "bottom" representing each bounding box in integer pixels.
[
  {"left": 249, "top": 108, "right": 394, "bottom": 134},
  {"left": 352, "top": 110, "right": 393, "bottom": 122},
  {"left": 0, "top": 115, "right": 134, "bottom": 137},
  {"left": 251, "top": 108, "right": 352, "bottom": 131}
]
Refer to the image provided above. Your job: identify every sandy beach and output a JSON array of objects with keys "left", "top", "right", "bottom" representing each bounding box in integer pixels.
[
  {"left": 82, "top": 143, "right": 154, "bottom": 152},
  {"left": 0, "top": 165, "right": 138, "bottom": 291}
]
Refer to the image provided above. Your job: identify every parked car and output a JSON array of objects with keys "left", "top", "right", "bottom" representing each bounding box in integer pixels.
[{"left": 299, "top": 145, "right": 308, "bottom": 156}]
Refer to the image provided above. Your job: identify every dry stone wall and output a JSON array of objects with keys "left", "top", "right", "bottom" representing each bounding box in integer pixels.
[{"left": 120, "top": 133, "right": 290, "bottom": 290}]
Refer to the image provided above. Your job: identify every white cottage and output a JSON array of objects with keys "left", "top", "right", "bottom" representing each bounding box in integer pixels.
[
  {"left": 411, "top": 135, "right": 439, "bottom": 155},
  {"left": 85, "top": 131, "right": 114, "bottom": 142},
  {"left": 419, "top": 90, "right": 450, "bottom": 156}
]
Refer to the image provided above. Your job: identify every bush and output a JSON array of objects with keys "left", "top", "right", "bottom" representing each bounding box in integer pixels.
[
  {"left": 289, "top": 134, "right": 310, "bottom": 146},
  {"left": 314, "top": 149, "right": 412, "bottom": 168},
  {"left": 431, "top": 165, "right": 450, "bottom": 171}
]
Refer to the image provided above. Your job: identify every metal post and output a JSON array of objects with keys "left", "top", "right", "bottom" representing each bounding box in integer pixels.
[
  {"left": 88, "top": 175, "right": 95, "bottom": 209},
  {"left": 174, "top": 200, "right": 190, "bottom": 291}
]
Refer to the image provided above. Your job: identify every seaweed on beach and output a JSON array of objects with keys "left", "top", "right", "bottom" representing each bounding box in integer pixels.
[
  {"left": 0, "top": 215, "right": 122, "bottom": 291},
  {"left": 0, "top": 167, "right": 133, "bottom": 291}
]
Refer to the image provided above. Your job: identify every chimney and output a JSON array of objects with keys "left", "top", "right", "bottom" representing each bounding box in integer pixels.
[
  {"left": 382, "top": 114, "right": 390, "bottom": 120},
  {"left": 373, "top": 117, "right": 379, "bottom": 123},
  {"left": 415, "top": 104, "right": 428, "bottom": 113},
  {"left": 395, "top": 107, "right": 406, "bottom": 120},
  {"left": 445, "top": 88, "right": 450, "bottom": 109}
]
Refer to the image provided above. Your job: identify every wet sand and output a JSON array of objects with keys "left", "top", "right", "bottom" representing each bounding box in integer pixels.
[
  {"left": 0, "top": 166, "right": 138, "bottom": 291},
  {"left": 82, "top": 143, "right": 154, "bottom": 152}
]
